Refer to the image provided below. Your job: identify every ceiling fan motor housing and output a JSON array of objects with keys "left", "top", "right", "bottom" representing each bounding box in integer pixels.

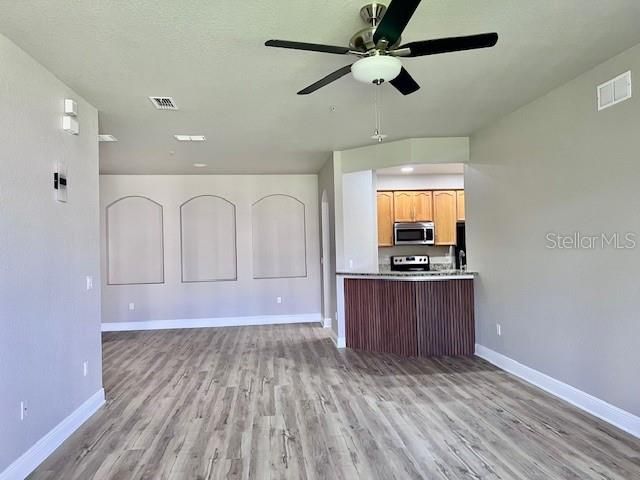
[
  {"left": 350, "top": 3, "right": 401, "bottom": 51},
  {"left": 352, "top": 55, "right": 402, "bottom": 84}
]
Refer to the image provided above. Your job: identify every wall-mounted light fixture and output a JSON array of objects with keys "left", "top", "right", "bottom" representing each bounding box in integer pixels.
[
  {"left": 64, "top": 99, "right": 78, "bottom": 116},
  {"left": 62, "top": 115, "right": 79, "bottom": 135},
  {"left": 62, "top": 98, "right": 79, "bottom": 135}
]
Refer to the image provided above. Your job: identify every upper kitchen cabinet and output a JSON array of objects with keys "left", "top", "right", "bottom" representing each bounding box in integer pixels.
[
  {"left": 413, "top": 191, "right": 433, "bottom": 222},
  {"left": 433, "top": 191, "right": 457, "bottom": 245},
  {"left": 393, "top": 191, "right": 433, "bottom": 223},
  {"left": 377, "top": 192, "right": 394, "bottom": 247},
  {"left": 456, "top": 190, "right": 465, "bottom": 222},
  {"left": 393, "top": 191, "right": 414, "bottom": 222}
]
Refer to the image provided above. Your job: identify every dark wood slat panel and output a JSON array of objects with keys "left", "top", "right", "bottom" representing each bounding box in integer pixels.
[
  {"left": 415, "top": 279, "right": 474, "bottom": 356},
  {"left": 345, "top": 279, "right": 417, "bottom": 356}
]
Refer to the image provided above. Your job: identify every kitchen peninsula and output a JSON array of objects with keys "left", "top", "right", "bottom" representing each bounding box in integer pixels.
[{"left": 335, "top": 271, "right": 475, "bottom": 357}]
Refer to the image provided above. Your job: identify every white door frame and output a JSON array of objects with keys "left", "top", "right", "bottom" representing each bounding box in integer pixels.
[{"left": 320, "top": 190, "right": 332, "bottom": 328}]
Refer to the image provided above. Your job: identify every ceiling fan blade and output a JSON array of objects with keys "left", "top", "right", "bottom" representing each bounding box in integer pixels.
[
  {"left": 400, "top": 33, "right": 498, "bottom": 57},
  {"left": 373, "top": 0, "right": 421, "bottom": 47},
  {"left": 265, "top": 40, "right": 350, "bottom": 55},
  {"left": 389, "top": 67, "right": 420, "bottom": 95},
  {"left": 297, "top": 65, "right": 353, "bottom": 95}
]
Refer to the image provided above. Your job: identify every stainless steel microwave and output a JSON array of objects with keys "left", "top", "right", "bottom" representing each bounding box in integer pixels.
[{"left": 394, "top": 222, "right": 435, "bottom": 245}]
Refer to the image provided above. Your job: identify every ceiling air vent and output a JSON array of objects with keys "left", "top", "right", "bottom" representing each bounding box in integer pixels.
[
  {"left": 597, "top": 71, "right": 631, "bottom": 111},
  {"left": 149, "top": 96, "right": 178, "bottom": 110}
]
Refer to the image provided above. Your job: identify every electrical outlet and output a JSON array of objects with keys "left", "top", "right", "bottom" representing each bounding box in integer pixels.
[
  {"left": 276, "top": 297, "right": 282, "bottom": 304},
  {"left": 20, "top": 401, "right": 27, "bottom": 421},
  {"left": 128, "top": 302, "right": 135, "bottom": 311},
  {"left": 83, "top": 361, "right": 88, "bottom": 377},
  {"left": 86, "top": 276, "right": 93, "bottom": 290},
  {"left": 496, "top": 324, "right": 502, "bottom": 336}
]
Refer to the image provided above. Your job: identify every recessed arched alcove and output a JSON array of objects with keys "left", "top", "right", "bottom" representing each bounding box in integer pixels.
[
  {"left": 106, "top": 196, "right": 164, "bottom": 285},
  {"left": 180, "top": 195, "right": 237, "bottom": 282},
  {"left": 251, "top": 194, "right": 307, "bottom": 279}
]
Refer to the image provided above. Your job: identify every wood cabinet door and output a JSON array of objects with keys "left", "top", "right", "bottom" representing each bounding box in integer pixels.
[
  {"left": 413, "top": 191, "right": 433, "bottom": 222},
  {"left": 433, "top": 191, "right": 457, "bottom": 245},
  {"left": 456, "top": 190, "right": 465, "bottom": 222},
  {"left": 393, "top": 191, "right": 414, "bottom": 222},
  {"left": 376, "top": 192, "right": 394, "bottom": 247}
]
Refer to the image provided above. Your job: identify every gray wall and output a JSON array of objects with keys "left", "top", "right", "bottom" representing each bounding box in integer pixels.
[
  {"left": 100, "top": 175, "right": 321, "bottom": 324},
  {"left": 467, "top": 42, "right": 640, "bottom": 416},
  {"left": 0, "top": 34, "right": 102, "bottom": 472}
]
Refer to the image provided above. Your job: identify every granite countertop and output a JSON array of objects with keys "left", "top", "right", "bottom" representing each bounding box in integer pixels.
[{"left": 337, "top": 270, "right": 476, "bottom": 280}]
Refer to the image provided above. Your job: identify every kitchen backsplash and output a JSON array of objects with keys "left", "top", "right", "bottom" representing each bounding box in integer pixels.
[{"left": 378, "top": 245, "right": 454, "bottom": 271}]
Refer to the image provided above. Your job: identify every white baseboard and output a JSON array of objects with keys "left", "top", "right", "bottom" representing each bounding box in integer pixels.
[
  {"left": 475, "top": 344, "right": 640, "bottom": 439},
  {"left": 102, "top": 313, "right": 322, "bottom": 332},
  {"left": 0, "top": 388, "right": 105, "bottom": 480},
  {"left": 323, "top": 317, "right": 332, "bottom": 329},
  {"left": 327, "top": 327, "right": 346, "bottom": 349}
]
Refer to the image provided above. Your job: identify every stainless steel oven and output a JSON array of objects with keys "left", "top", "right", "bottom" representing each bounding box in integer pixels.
[{"left": 394, "top": 222, "right": 435, "bottom": 245}]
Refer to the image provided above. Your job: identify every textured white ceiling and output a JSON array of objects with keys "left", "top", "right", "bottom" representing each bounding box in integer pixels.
[{"left": 2, "top": 1, "right": 640, "bottom": 174}]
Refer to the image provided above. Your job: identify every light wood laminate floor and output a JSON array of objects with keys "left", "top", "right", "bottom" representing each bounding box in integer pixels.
[{"left": 30, "top": 324, "right": 640, "bottom": 479}]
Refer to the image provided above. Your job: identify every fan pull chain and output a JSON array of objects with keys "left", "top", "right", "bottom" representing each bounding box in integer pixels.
[{"left": 372, "top": 84, "right": 386, "bottom": 143}]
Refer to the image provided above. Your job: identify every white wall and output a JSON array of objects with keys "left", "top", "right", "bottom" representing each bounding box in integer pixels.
[
  {"left": 0, "top": 34, "right": 102, "bottom": 474},
  {"left": 341, "top": 170, "right": 378, "bottom": 273},
  {"left": 376, "top": 174, "right": 464, "bottom": 191},
  {"left": 100, "top": 175, "right": 321, "bottom": 324},
  {"left": 468, "top": 42, "right": 640, "bottom": 417}
]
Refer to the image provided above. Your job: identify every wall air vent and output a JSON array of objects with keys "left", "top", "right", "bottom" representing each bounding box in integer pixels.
[
  {"left": 149, "top": 96, "right": 178, "bottom": 110},
  {"left": 597, "top": 71, "right": 631, "bottom": 111}
]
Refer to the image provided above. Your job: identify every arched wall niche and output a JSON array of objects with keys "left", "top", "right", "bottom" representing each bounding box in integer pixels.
[
  {"left": 180, "top": 195, "right": 237, "bottom": 282},
  {"left": 251, "top": 194, "right": 307, "bottom": 279},
  {"left": 106, "top": 196, "right": 164, "bottom": 285}
]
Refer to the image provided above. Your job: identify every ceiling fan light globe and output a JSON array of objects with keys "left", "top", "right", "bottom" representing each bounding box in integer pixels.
[{"left": 352, "top": 55, "right": 402, "bottom": 84}]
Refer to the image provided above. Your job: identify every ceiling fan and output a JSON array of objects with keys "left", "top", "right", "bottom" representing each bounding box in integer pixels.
[{"left": 265, "top": 0, "right": 498, "bottom": 95}]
